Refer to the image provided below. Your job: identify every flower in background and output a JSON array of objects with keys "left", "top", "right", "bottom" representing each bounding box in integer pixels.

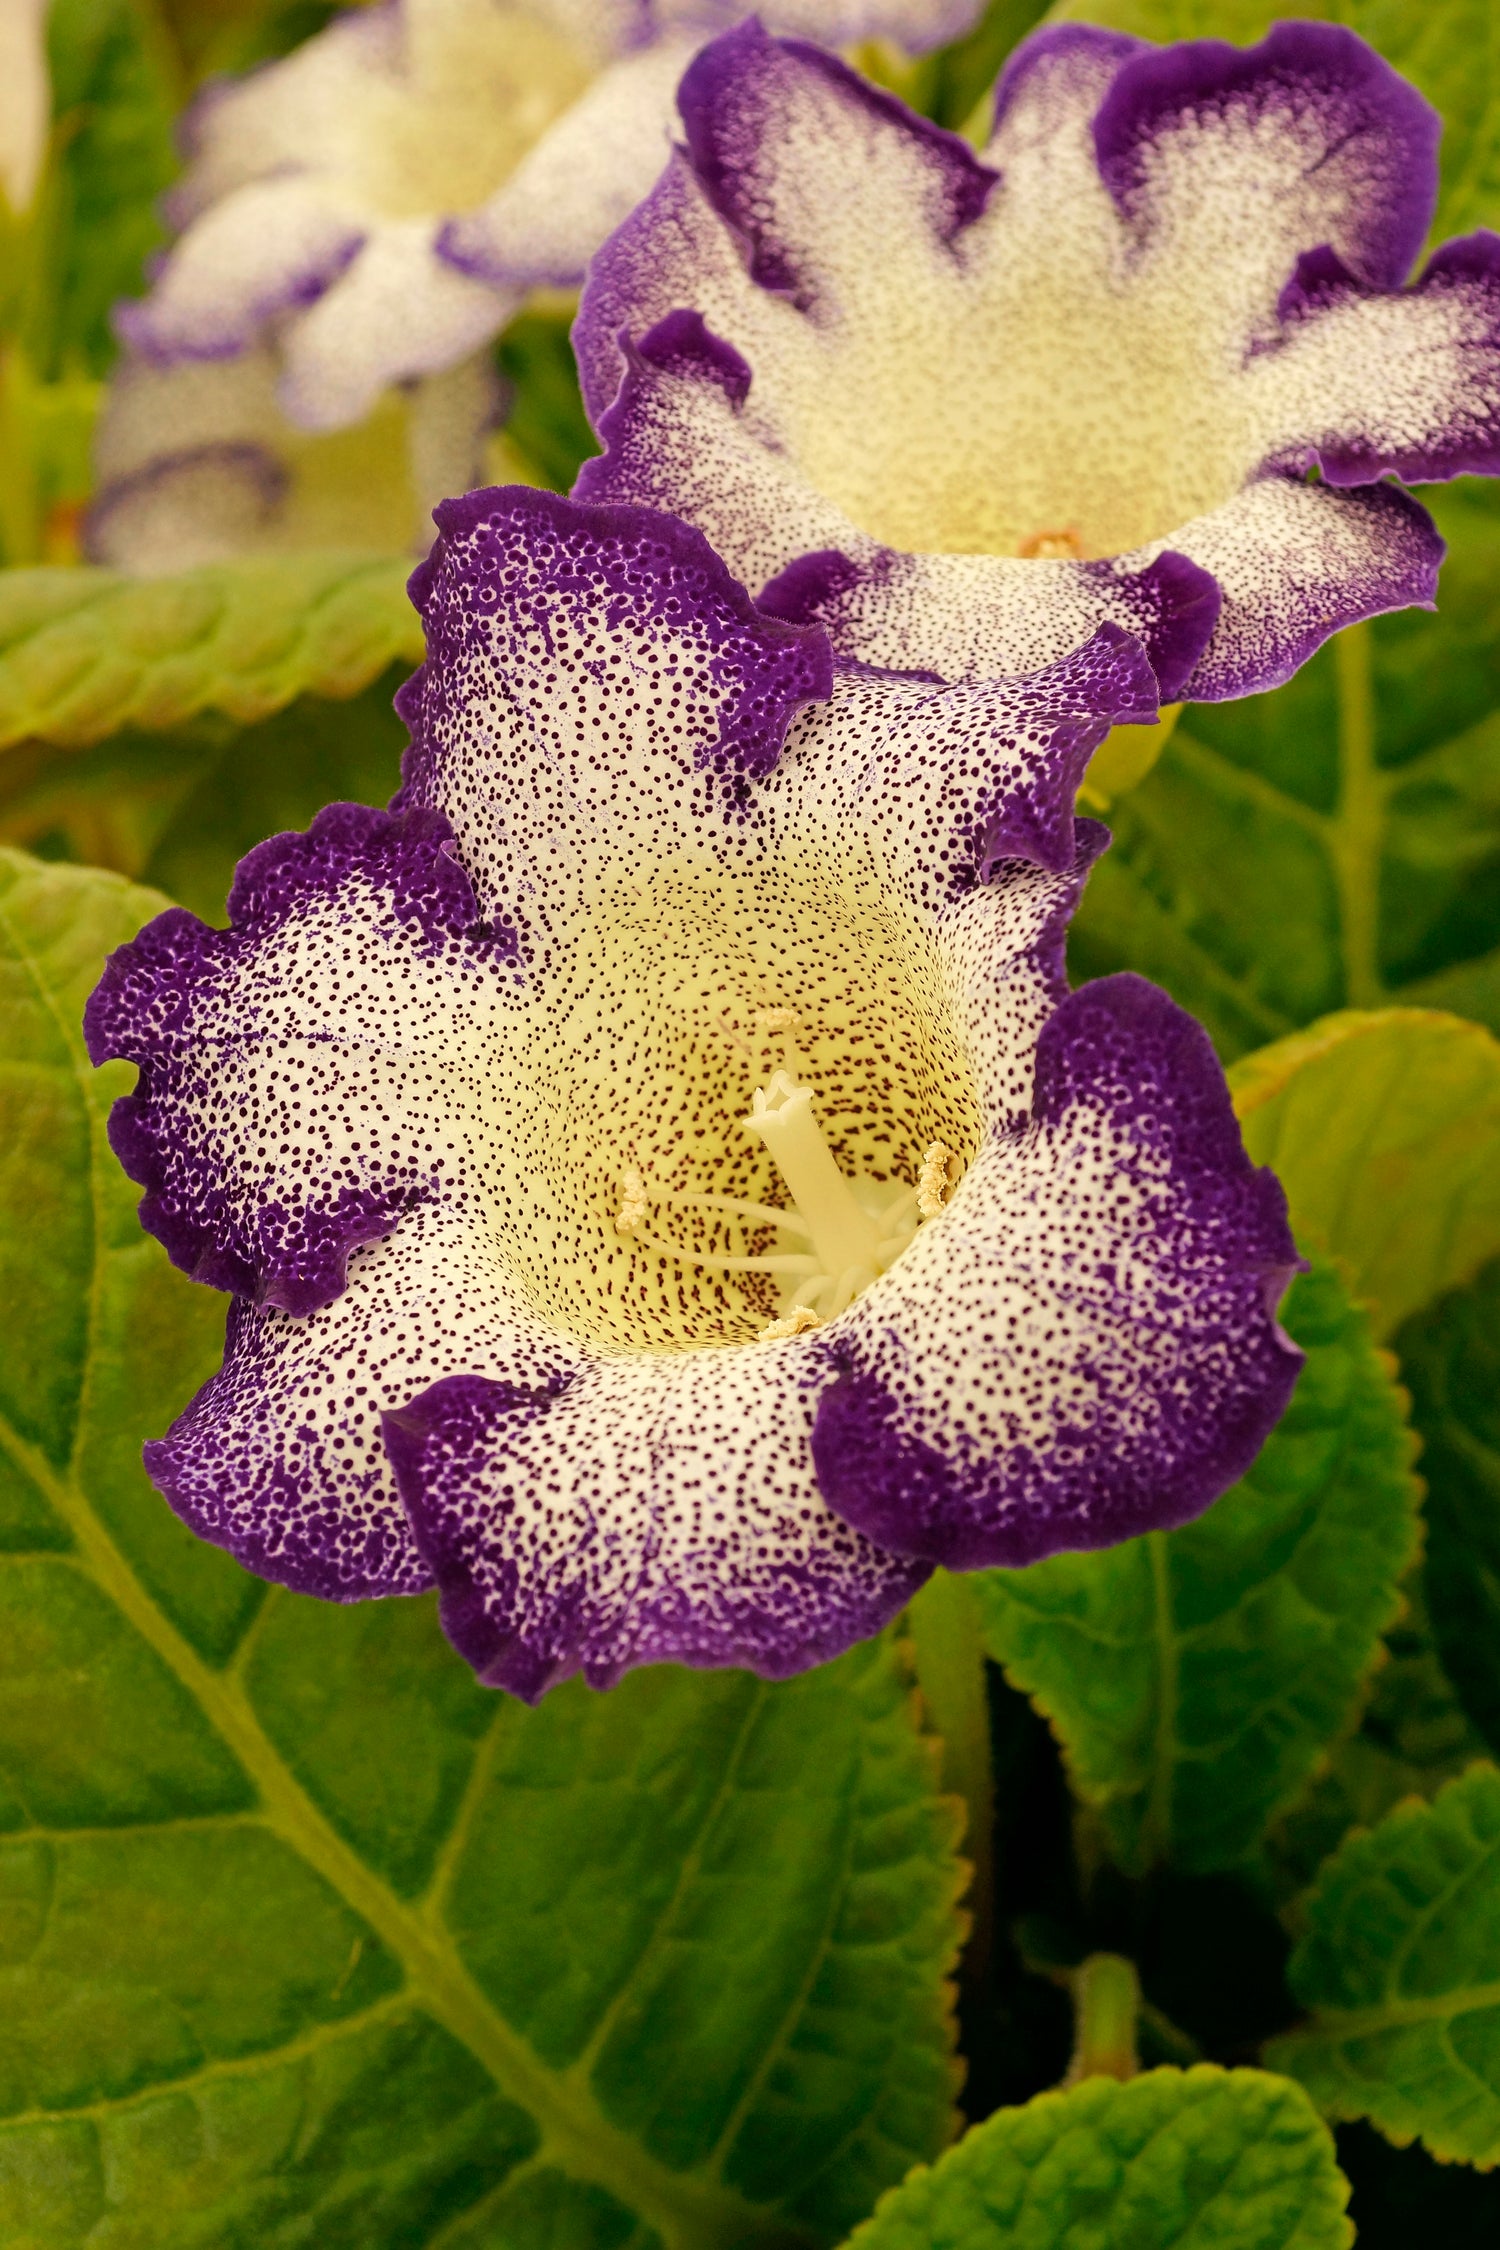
[
  {"left": 87, "top": 488, "right": 1300, "bottom": 1699},
  {"left": 114, "top": 0, "right": 984, "bottom": 438},
  {"left": 576, "top": 21, "right": 1500, "bottom": 703},
  {"left": 86, "top": 348, "right": 497, "bottom": 571},
  {"left": 0, "top": 0, "right": 48, "bottom": 217}
]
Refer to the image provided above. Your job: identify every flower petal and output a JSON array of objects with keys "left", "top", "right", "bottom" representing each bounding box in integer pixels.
[
  {"left": 114, "top": 179, "right": 366, "bottom": 367},
  {"left": 1158, "top": 475, "right": 1443, "bottom": 702},
  {"left": 813, "top": 973, "right": 1302, "bottom": 1568},
  {"left": 386, "top": 1343, "right": 928, "bottom": 1701},
  {"left": 145, "top": 1204, "right": 581, "bottom": 1602},
  {"left": 396, "top": 483, "right": 835, "bottom": 895},
  {"left": 437, "top": 36, "right": 698, "bottom": 291},
  {"left": 1264, "top": 232, "right": 1500, "bottom": 487},
  {"left": 84, "top": 802, "right": 515, "bottom": 1312},
  {"left": 277, "top": 223, "right": 514, "bottom": 431},
  {"left": 1090, "top": 21, "right": 1439, "bottom": 297}
]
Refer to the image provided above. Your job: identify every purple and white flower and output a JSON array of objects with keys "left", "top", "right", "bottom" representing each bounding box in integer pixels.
[
  {"left": 117, "top": 0, "right": 982, "bottom": 436},
  {"left": 576, "top": 20, "right": 1500, "bottom": 702},
  {"left": 87, "top": 488, "right": 1301, "bottom": 1698}
]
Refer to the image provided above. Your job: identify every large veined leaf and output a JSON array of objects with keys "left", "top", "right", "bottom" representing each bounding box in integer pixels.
[
  {"left": 0, "top": 555, "right": 421, "bottom": 749},
  {"left": 1268, "top": 1765, "right": 1500, "bottom": 2169},
  {"left": 0, "top": 848, "right": 965, "bottom": 2250},
  {"left": 0, "top": 667, "right": 410, "bottom": 924},
  {"left": 972, "top": 1262, "right": 1420, "bottom": 1875},
  {"left": 1228, "top": 1011, "right": 1500, "bottom": 1339},
  {"left": 1397, "top": 1261, "right": 1500, "bottom": 1759},
  {"left": 1270, "top": 1575, "right": 1490, "bottom": 1895},
  {"left": 1046, "top": 1, "right": 1500, "bottom": 245},
  {"left": 840, "top": 2068, "right": 1351, "bottom": 2250},
  {"left": 1069, "top": 480, "right": 1500, "bottom": 1056}
]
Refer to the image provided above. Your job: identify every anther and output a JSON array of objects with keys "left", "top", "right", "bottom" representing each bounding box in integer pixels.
[
  {"left": 917, "top": 1142, "right": 959, "bottom": 1219},
  {"left": 757, "top": 1305, "right": 822, "bottom": 1341},
  {"left": 1018, "top": 527, "right": 1085, "bottom": 560},
  {"left": 615, "top": 1167, "right": 648, "bottom": 1237}
]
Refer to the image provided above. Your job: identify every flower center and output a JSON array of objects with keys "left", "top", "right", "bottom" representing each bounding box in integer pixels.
[{"left": 614, "top": 1064, "right": 959, "bottom": 1338}]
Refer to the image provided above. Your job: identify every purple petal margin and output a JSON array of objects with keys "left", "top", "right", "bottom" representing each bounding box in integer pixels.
[
  {"left": 1093, "top": 21, "right": 1440, "bottom": 289},
  {"left": 1277, "top": 230, "right": 1500, "bottom": 486},
  {"left": 85, "top": 801, "right": 495, "bottom": 1314},
  {"left": 811, "top": 973, "right": 1302, "bottom": 1569},
  {"left": 396, "top": 483, "right": 834, "bottom": 803},
  {"left": 676, "top": 19, "right": 997, "bottom": 308}
]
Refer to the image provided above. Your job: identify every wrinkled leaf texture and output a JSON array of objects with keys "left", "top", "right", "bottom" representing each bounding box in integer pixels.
[
  {"left": 1268, "top": 1765, "right": 1500, "bottom": 2169},
  {"left": 972, "top": 1261, "right": 1421, "bottom": 1875},
  {"left": 841, "top": 2067, "right": 1352, "bottom": 2250},
  {"left": 0, "top": 849, "right": 966, "bottom": 2250}
]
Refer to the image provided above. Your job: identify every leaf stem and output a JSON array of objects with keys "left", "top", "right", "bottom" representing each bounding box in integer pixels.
[
  {"left": 1065, "top": 1954, "right": 1140, "bottom": 2084},
  {"left": 1333, "top": 622, "right": 1387, "bottom": 1010},
  {"left": 907, "top": 1570, "right": 995, "bottom": 1977}
]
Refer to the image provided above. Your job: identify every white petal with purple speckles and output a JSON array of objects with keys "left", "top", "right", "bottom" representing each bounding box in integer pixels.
[
  {"left": 578, "top": 19, "right": 1499, "bottom": 701},
  {"left": 91, "top": 489, "right": 1299, "bottom": 1695}
]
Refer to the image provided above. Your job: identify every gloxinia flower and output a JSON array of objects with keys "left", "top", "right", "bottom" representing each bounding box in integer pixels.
[
  {"left": 86, "top": 489, "right": 1300, "bottom": 1698},
  {"left": 117, "top": 0, "right": 982, "bottom": 436},
  {"left": 86, "top": 348, "right": 497, "bottom": 570},
  {"left": 576, "top": 20, "right": 1500, "bottom": 702}
]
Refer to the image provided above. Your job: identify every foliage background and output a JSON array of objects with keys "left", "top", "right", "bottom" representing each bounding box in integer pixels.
[{"left": 2, "top": 0, "right": 1499, "bottom": 2244}]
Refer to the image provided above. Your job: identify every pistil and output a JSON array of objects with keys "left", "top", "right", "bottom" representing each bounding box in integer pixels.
[{"left": 741, "top": 1070, "right": 891, "bottom": 1284}]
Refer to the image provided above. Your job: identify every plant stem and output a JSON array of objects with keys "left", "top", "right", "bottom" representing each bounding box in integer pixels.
[
  {"left": 1066, "top": 1953, "right": 1140, "bottom": 2084},
  {"left": 907, "top": 1569, "right": 995, "bottom": 1977},
  {"left": 1333, "top": 621, "right": 1386, "bottom": 1009}
]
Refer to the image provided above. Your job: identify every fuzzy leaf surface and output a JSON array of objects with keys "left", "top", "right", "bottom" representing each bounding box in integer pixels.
[
  {"left": 840, "top": 2067, "right": 1351, "bottom": 2250},
  {"left": 1068, "top": 482, "right": 1500, "bottom": 1056},
  {"left": 0, "top": 849, "right": 963, "bottom": 2249},
  {"left": 1268, "top": 1765, "right": 1500, "bottom": 2168},
  {"left": 0, "top": 556, "right": 420, "bottom": 750},
  {"left": 972, "top": 1263, "right": 1420, "bottom": 1874},
  {"left": 1397, "top": 1261, "right": 1500, "bottom": 1759},
  {"left": 1229, "top": 1011, "right": 1500, "bottom": 1338}
]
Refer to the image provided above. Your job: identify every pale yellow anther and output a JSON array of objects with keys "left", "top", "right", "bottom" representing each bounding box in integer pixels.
[
  {"left": 1018, "top": 527, "right": 1086, "bottom": 561},
  {"left": 917, "top": 1142, "right": 959, "bottom": 1220},
  {"left": 757, "top": 1305, "right": 823, "bottom": 1342},
  {"left": 615, "top": 1166, "right": 649, "bottom": 1238},
  {"left": 753, "top": 1008, "right": 803, "bottom": 1036}
]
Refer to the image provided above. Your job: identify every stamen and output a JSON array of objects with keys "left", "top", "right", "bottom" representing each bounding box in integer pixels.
[
  {"left": 757, "top": 1305, "right": 823, "bottom": 1341},
  {"left": 752, "top": 1008, "right": 802, "bottom": 1036},
  {"left": 621, "top": 1228, "right": 820, "bottom": 1278},
  {"left": 917, "top": 1142, "right": 960, "bottom": 1219},
  {"left": 615, "top": 1166, "right": 649, "bottom": 1237},
  {"left": 671, "top": 1190, "right": 812, "bottom": 1237},
  {"left": 1018, "top": 527, "right": 1086, "bottom": 561}
]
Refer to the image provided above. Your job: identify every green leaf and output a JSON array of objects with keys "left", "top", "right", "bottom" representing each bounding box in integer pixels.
[
  {"left": 0, "top": 555, "right": 421, "bottom": 750},
  {"left": 1229, "top": 1009, "right": 1500, "bottom": 1339},
  {"left": 1269, "top": 1572, "right": 1491, "bottom": 1895},
  {"left": 1068, "top": 482, "right": 1500, "bottom": 1057},
  {"left": 42, "top": 0, "right": 181, "bottom": 376},
  {"left": 495, "top": 307, "right": 600, "bottom": 495},
  {"left": 1267, "top": 1764, "right": 1500, "bottom": 2169},
  {"left": 0, "top": 847, "right": 965, "bottom": 2248},
  {"left": 1045, "top": 0, "right": 1500, "bottom": 245},
  {"left": 972, "top": 1262, "right": 1420, "bottom": 1875},
  {"left": 840, "top": 2067, "right": 1351, "bottom": 2250},
  {"left": 0, "top": 666, "right": 410, "bottom": 924},
  {"left": 1396, "top": 1260, "right": 1500, "bottom": 1759}
]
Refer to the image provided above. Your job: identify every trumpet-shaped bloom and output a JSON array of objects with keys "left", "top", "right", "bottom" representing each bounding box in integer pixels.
[
  {"left": 87, "top": 489, "right": 1300, "bottom": 1698},
  {"left": 118, "top": 0, "right": 982, "bottom": 436},
  {"left": 576, "top": 21, "right": 1500, "bottom": 701}
]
